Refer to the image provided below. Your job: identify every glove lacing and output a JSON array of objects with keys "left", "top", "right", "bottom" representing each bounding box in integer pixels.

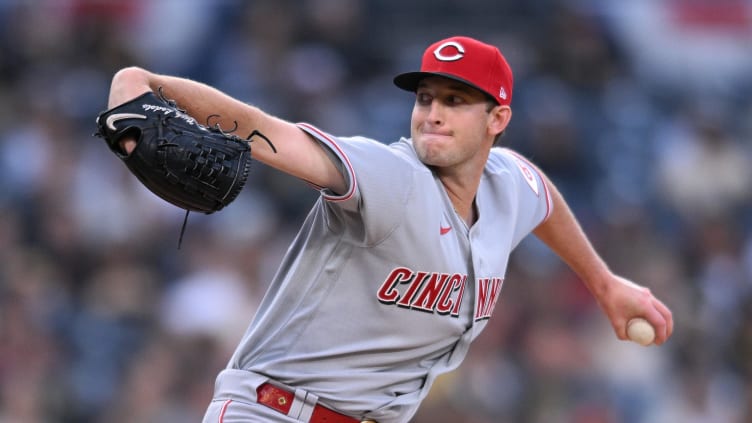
[{"left": 155, "top": 87, "right": 278, "bottom": 249}]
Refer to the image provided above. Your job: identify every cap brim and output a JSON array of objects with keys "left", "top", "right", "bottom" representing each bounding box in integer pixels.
[
  {"left": 393, "top": 71, "right": 499, "bottom": 104},
  {"left": 393, "top": 71, "right": 433, "bottom": 92}
]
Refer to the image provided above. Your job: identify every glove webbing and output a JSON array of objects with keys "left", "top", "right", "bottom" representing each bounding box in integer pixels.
[{"left": 176, "top": 128, "right": 276, "bottom": 249}]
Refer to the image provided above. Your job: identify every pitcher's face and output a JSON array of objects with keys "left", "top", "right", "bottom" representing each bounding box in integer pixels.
[{"left": 411, "top": 76, "right": 502, "bottom": 169}]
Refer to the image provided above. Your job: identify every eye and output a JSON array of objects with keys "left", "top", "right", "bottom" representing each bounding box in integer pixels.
[
  {"left": 447, "top": 95, "right": 465, "bottom": 105},
  {"left": 416, "top": 92, "right": 432, "bottom": 105}
]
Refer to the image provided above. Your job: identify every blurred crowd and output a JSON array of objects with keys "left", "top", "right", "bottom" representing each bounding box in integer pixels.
[{"left": 1, "top": 0, "right": 751, "bottom": 422}]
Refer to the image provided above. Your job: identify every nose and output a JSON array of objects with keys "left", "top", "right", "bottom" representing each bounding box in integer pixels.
[{"left": 425, "top": 100, "right": 443, "bottom": 125}]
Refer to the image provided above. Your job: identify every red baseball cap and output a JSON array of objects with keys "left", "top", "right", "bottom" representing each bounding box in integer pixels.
[{"left": 394, "top": 36, "right": 513, "bottom": 106}]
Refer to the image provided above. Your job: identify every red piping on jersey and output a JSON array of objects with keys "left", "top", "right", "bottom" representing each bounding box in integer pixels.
[
  {"left": 218, "top": 399, "right": 232, "bottom": 423},
  {"left": 540, "top": 170, "right": 552, "bottom": 222},
  {"left": 296, "top": 123, "right": 357, "bottom": 202},
  {"left": 504, "top": 149, "right": 553, "bottom": 223}
]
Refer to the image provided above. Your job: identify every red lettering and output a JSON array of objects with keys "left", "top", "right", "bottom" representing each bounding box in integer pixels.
[
  {"left": 377, "top": 268, "right": 472, "bottom": 318},
  {"left": 411, "top": 273, "right": 450, "bottom": 312},
  {"left": 475, "top": 277, "right": 503, "bottom": 321},
  {"left": 435, "top": 274, "right": 461, "bottom": 314},
  {"left": 376, "top": 267, "right": 413, "bottom": 304},
  {"left": 397, "top": 271, "right": 428, "bottom": 307},
  {"left": 450, "top": 275, "right": 467, "bottom": 317}
]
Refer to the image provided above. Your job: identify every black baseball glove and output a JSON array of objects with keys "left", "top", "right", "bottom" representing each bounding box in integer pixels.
[{"left": 94, "top": 89, "right": 273, "bottom": 214}]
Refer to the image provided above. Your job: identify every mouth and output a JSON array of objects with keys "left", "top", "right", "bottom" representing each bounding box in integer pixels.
[{"left": 419, "top": 129, "right": 452, "bottom": 140}]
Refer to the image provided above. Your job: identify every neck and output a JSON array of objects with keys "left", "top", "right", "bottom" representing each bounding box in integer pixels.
[
  {"left": 454, "top": 198, "right": 477, "bottom": 227},
  {"left": 440, "top": 174, "right": 481, "bottom": 227},
  {"left": 430, "top": 145, "right": 490, "bottom": 228}
]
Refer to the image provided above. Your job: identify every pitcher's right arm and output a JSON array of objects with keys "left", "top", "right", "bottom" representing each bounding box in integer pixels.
[{"left": 107, "top": 67, "right": 347, "bottom": 195}]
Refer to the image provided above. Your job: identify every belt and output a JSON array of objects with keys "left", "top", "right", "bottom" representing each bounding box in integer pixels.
[{"left": 256, "top": 383, "right": 376, "bottom": 423}]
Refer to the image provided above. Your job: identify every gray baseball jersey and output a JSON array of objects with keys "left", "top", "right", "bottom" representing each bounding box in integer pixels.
[{"left": 221, "top": 123, "right": 553, "bottom": 423}]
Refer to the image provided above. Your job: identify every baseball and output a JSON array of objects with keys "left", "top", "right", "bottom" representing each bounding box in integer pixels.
[{"left": 627, "top": 318, "right": 655, "bottom": 346}]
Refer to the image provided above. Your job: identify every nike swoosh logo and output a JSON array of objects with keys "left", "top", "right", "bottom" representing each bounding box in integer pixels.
[
  {"left": 105, "top": 113, "right": 147, "bottom": 131},
  {"left": 440, "top": 226, "right": 452, "bottom": 235}
]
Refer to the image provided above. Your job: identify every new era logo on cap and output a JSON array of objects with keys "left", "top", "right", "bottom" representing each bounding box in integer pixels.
[{"left": 394, "top": 36, "right": 513, "bottom": 106}]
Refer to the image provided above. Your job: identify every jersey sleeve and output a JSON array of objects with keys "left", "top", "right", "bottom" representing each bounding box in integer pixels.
[
  {"left": 296, "top": 123, "right": 414, "bottom": 245},
  {"left": 296, "top": 123, "right": 358, "bottom": 203},
  {"left": 495, "top": 147, "right": 554, "bottom": 248}
]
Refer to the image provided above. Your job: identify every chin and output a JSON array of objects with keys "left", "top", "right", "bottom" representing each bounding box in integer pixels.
[{"left": 416, "top": 150, "right": 449, "bottom": 167}]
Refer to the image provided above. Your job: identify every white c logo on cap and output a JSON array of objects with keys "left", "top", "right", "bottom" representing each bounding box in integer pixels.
[{"left": 433, "top": 41, "right": 465, "bottom": 62}]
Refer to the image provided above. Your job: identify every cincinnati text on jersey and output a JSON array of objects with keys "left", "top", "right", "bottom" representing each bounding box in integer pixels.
[{"left": 376, "top": 267, "right": 504, "bottom": 321}]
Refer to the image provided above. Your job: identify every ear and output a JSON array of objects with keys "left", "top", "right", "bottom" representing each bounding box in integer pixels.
[{"left": 488, "top": 105, "right": 512, "bottom": 137}]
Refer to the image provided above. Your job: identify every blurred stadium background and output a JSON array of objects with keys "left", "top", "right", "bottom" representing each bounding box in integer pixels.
[{"left": 1, "top": 0, "right": 751, "bottom": 422}]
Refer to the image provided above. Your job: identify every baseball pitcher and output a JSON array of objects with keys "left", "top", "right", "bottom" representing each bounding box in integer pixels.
[{"left": 95, "top": 36, "right": 674, "bottom": 423}]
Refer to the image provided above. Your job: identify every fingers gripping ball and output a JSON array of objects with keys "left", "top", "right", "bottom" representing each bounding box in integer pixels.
[
  {"left": 94, "top": 89, "right": 274, "bottom": 214},
  {"left": 627, "top": 318, "right": 656, "bottom": 346}
]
